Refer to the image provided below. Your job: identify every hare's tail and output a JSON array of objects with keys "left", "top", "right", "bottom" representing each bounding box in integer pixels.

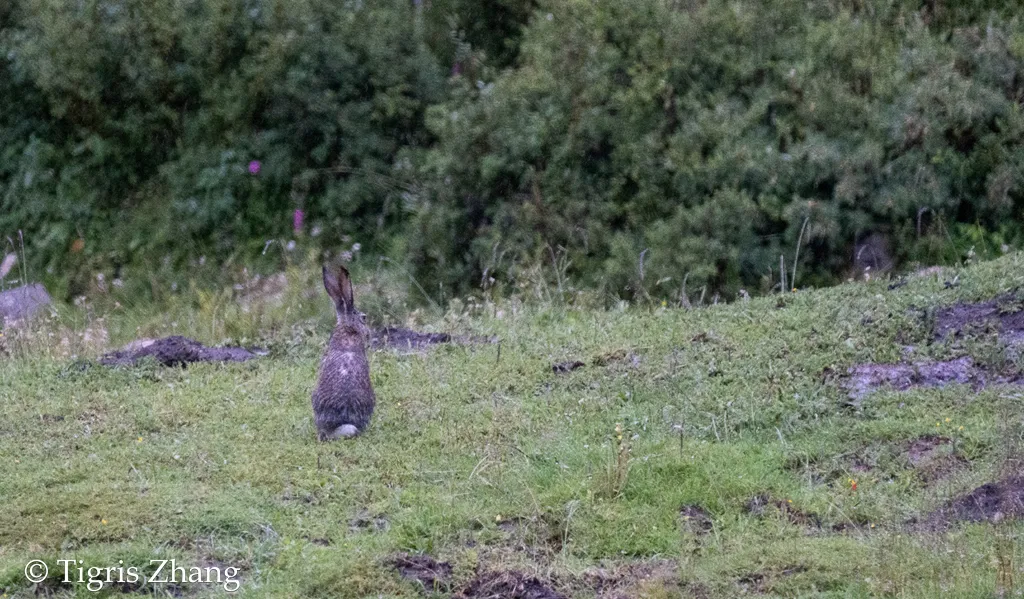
[{"left": 332, "top": 424, "right": 360, "bottom": 439}]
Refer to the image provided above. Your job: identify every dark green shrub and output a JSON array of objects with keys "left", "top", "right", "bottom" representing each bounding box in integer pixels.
[
  {"left": 2, "top": 0, "right": 1024, "bottom": 303},
  {"left": 412, "top": 0, "right": 1024, "bottom": 301},
  {"left": 0, "top": 0, "right": 445, "bottom": 296}
]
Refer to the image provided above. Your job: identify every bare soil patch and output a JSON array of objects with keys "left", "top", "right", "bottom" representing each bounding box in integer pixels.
[
  {"left": 495, "top": 514, "right": 566, "bottom": 556},
  {"left": 373, "top": 327, "right": 453, "bottom": 349},
  {"left": 348, "top": 508, "right": 389, "bottom": 533},
  {"left": 455, "top": 570, "right": 564, "bottom": 599},
  {"left": 736, "top": 564, "right": 809, "bottom": 594},
  {"left": 929, "top": 475, "right": 1024, "bottom": 526},
  {"left": 933, "top": 295, "right": 1024, "bottom": 344},
  {"left": 745, "top": 494, "right": 821, "bottom": 528},
  {"left": 905, "top": 435, "right": 967, "bottom": 483},
  {"left": 842, "top": 295, "right": 1024, "bottom": 402},
  {"left": 99, "top": 326, "right": 486, "bottom": 367},
  {"left": 389, "top": 553, "right": 453, "bottom": 593},
  {"left": 549, "top": 349, "right": 640, "bottom": 375},
  {"left": 579, "top": 560, "right": 679, "bottom": 599},
  {"left": 371, "top": 327, "right": 495, "bottom": 352},
  {"left": 99, "top": 336, "right": 263, "bottom": 367},
  {"left": 843, "top": 356, "right": 996, "bottom": 403},
  {"left": 907, "top": 436, "right": 951, "bottom": 465},
  {"left": 552, "top": 360, "right": 585, "bottom": 374},
  {"left": 389, "top": 553, "right": 563, "bottom": 599},
  {"left": 784, "top": 435, "right": 968, "bottom": 495},
  {"left": 679, "top": 504, "right": 713, "bottom": 535}
]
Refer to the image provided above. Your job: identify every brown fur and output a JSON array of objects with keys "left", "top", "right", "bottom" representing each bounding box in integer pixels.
[{"left": 311, "top": 265, "right": 376, "bottom": 440}]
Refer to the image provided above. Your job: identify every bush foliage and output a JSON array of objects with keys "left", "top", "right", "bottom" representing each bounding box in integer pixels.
[{"left": 1, "top": 0, "right": 1023, "bottom": 301}]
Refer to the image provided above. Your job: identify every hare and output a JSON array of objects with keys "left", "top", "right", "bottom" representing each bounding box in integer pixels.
[{"left": 311, "top": 264, "right": 375, "bottom": 440}]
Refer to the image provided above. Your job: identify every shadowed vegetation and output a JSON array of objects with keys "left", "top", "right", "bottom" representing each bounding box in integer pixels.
[{"left": 2, "top": 0, "right": 1024, "bottom": 302}]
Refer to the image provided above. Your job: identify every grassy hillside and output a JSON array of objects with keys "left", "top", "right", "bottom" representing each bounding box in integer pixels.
[{"left": 4, "top": 254, "right": 1024, "bottom": 597}]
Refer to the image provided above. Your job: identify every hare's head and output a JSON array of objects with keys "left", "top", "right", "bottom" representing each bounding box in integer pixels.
[{"left": 322, "top": 264, "right": 369, "bottom": 336}]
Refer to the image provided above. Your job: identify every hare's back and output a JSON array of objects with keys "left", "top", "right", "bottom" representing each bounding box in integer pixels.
[{"left": 312, "top": 347, "right": 375, "bottom": 431}]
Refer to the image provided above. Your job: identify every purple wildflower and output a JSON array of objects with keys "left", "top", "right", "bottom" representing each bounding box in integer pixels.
[
  {"left": 293, "top": 209, "right": 304, "bottom": 233},
  {"left": 248, "top": 160, "right": 261, "bottom": 175}
]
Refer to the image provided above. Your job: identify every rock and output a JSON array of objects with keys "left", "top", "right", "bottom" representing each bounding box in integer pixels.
[{"left": 0, "top": 283, "right": 52, "bottom": 324}]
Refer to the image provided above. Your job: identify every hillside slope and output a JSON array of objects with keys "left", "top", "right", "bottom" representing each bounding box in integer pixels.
[{"left": 4, "top": 254, "right": 1024, "bottom": 597}]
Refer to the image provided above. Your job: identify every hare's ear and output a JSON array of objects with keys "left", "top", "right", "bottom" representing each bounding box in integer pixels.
[{"left": 323, "top": 264, "right": 355, "bottom": 314}]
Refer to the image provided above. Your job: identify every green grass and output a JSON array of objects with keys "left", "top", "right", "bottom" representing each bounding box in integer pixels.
[{"left": 4, "top": 254, "right": 1024, "bottom": 597}]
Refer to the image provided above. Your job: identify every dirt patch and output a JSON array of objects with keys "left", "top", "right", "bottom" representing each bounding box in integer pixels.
[
  {"left": 841, "top": 295, "right": 1024, "bottom": 402},
  {"left": 907, "top": 436, "right": 951, "bottom": 465},
  {"left": 786, "top": 437, "right": 966, "bottom": 492},
  {"left": 929, "top": 475, "right": 1024, "bottom": 526},
  {"left": 690, "top": 331, "right": 718, "bottom": 344},
  {"left": 580, "top": 560, "right": 679, "bottom": 599},
  {"left": 679, "top": 504, "right": 713, "bottom": 535},
  {"left": 905, "top": 436, "right": 966, "bottom": 484},
  {"left": 348, "top": 508, "right": 389, "bottom": 533},
  {"left": 782, "top": 448, "right": 871, "bottom": 486},
  {"left": 550, "top": 350, "right": 641, "bottom": 375},
  {"left": 495, "top": 514, "right": 566, "bottom": 554},
  {"left": 373, "top": 327, "right": 452, "bottom": 349},
  {"left": 934, "top": 295, "right": 1024, "bottom": 344},
  {"left": 456, "top": 570, "right": 564, "bottom": 599},
  {"left": 99, "top": 336, "right": 264, "bottom": 367},
  {"left": 389, "top": 553, "right": 453, "bottom": 593},
  {"left": 552, "top": 360, "right": 585, "bottom": 374},
  {"left": 496, "top": 515, "right": 527, "bottom": 533},
  {"left": 591, "top": 349, "right": 641, "bottom": 368},
  {"left": 746, "top": 494, "right": 821, "bottom": 528},
  {"left": 842, "top": 356, "right": 996, "bottom": 404},
  {"left": 371, "top": 327, "right": 495, "bottom": 352},
  {"left": 736, "top": 565, "right": 809, "bottom": 594}
]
